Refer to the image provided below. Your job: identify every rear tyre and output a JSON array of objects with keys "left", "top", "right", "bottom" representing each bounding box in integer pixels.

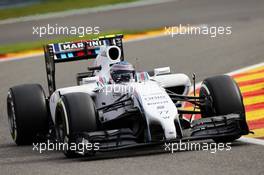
[
  {"left": 7, "top": 84, "right": 49, "bottom": 145},
  {"left": 55, "top": 93, "right": 98, "bottom": 158},
  {"left": 199, "top": 75, "right": 249, "bottom": 143}
]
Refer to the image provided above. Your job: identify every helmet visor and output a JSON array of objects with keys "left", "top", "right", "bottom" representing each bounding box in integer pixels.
[{"left": 111, "top": 70, "right": 134, "bottom": 83}]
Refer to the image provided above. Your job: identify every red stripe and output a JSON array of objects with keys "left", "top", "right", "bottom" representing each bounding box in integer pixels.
[
  {"left": 0, "top": 55, "right": 7, "bottom": 59},
  {"left": 245, "top": 102, "right": 264, "bottom": 111},
  {"left": 232, "top": 69, "right": 264, "bottom": 78},
  {"left": 247, "top": 118, "right": 264, "bottom": 130},
  {"left": 140, "top": 72, "right": 144, "bottom": 80},
  {"left": 237, "top": 78, "right": 264, "bottom": 86},
  {"left": 183, "top": 114, "right": 201, "bottom": 120},
  {"left": 242, "top": 89, "right": 264, "bottom": 98}
]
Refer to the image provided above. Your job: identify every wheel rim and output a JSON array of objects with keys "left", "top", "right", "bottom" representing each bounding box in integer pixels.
[
  {"left": 200, "top": 85, "right": 215, "bottom": 117},
  {"left": 57, "top": 123, "right": 65, "bottom": 142},
  {"left": 7, "top": 92, "right": 17, "bottom": 141},
  {"left": 56, "top": 107, "right": 71, "bottom": 154}
]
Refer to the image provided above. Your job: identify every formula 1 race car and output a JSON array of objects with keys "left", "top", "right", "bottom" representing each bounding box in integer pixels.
[{"left": 7, "top": 34, "right": 249, "bottom": 157}]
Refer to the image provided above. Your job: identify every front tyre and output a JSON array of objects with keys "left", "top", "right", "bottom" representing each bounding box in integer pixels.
[
  {"left": 199, "top": 75, "right": 249, "bottom": 143},
  {"left": 7, "top": 84, "right": 49, "bottom": 145},
  {"left": 55, "top": 93, "right": 98, "bottom": 158}
]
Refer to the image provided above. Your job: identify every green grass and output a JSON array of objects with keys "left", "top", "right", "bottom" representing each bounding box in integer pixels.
[
  {"left": 0, "top": 0, "right": 138, "bottom": 20},
  {"left": 0, "top": 29, "right": 151, "bottom": 54}
]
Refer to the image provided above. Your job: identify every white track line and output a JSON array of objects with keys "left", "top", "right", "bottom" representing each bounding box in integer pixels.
[
  {"left": 238, "top": 137, "right": 264, "bottom": 146},
  {"left": 227, "top": 62, "right": 264, "bottom": 76},
  {"left": 193, "top": 62, "right": 264, "bottom": 88}
]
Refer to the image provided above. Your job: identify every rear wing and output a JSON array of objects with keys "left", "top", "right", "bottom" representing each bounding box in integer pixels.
[{"left": 44, "top": 34, "right": 124, "bottom": 96}]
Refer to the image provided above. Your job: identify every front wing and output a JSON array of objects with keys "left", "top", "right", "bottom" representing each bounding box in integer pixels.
[{"left": 70, "top": 114, "right": 249, "bottom": 154}]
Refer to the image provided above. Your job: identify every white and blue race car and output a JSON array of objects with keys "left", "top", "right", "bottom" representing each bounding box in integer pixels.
[{"left": 7, "top": 34, "right": 249, "bottom": 157}]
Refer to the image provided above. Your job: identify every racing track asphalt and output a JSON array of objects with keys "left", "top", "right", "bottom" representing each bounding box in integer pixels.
[{"left": 0, "top": 0, "right": 264, "bottom": 174}]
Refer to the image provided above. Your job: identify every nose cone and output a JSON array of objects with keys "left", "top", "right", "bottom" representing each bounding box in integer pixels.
[{"left": 132, "top": 81, "right": 179, "bottom": 140}]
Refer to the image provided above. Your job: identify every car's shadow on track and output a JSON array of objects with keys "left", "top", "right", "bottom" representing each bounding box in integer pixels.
[{"left": 0, "top": 140, "right": 251, "bottom": 165}]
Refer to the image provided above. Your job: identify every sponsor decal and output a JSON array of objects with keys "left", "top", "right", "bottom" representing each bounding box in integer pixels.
[{"left": 59, "top": 39, "right": 113, "bottom": 51}]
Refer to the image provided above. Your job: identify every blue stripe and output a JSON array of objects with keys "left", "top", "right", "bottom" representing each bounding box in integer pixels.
[
  {"left": 54, "top": 44, "right": 60, "bottom": 52},
  {"left": 95, "top": 48, "right": 100, "bottom": 54},
  {"left": 60, "top": 54, "right": 67, "bottom": 59},
  {"left": 67, "top": 53, "right": 74, "bottom": 58}
]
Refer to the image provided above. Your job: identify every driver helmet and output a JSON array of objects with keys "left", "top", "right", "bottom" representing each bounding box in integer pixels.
[{"left": 110, "top": 61, "right": 135, "bottom": 83}]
